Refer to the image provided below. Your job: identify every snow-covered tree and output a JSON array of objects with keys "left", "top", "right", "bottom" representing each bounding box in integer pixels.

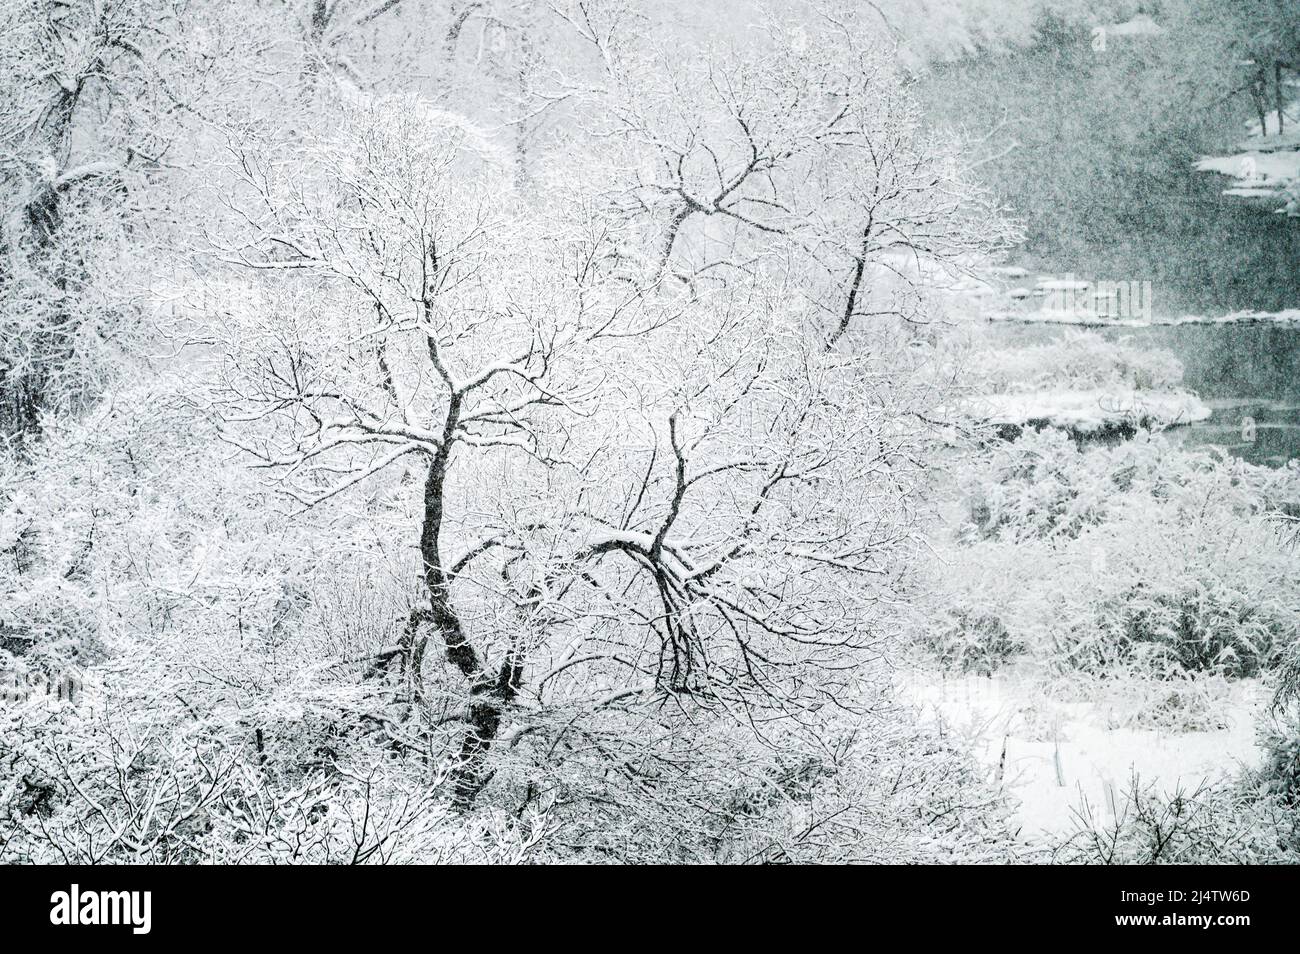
[
  {"left": 1, "top": 0, "right": 1030, "bottom": 864},
  {"left": 205, "top": 1, "right": 1005, "bottom": 811}
]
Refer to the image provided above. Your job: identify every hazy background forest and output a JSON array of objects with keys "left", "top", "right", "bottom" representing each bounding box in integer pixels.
[{"left": 2, "top": 0, "right": 1299, "bottom": 864}]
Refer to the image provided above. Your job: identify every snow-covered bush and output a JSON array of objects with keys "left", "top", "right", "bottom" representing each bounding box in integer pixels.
[
  {"left": 1053, "top": 775, "right": 1300, "bottom": 865},
  {"left": 924, "top": 610, "right": 1024, "bottom": 676},
  {"left": 1255, "top": 709, "right": 1300, "bottom": 805},
  {"left": 953, "top": 331, "right": 1211, "bottom": 435},
  {"left": 966, "top": 331, "right": 1185, "bottom": 395},
  {"left": 961, "top": 427, "right": 1121, "bottom": 540},
  {"left": 0, "top": 686, "right": 550, "bottom": 864},
  {"left": 961, "top": 427, "right": 1300, "bottom": 542},
  {"left": 916, "top": 431, "right": 1300, "bottom": 682}
]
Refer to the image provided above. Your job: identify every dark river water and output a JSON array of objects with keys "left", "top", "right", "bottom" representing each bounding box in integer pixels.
[{"left": 988, "top": 322, "right": 1300, "bottom": 467}]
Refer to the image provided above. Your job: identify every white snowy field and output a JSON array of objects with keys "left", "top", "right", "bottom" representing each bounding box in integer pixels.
[{"left": 897, "top": 667, "right": 1267, "bottom": 840}]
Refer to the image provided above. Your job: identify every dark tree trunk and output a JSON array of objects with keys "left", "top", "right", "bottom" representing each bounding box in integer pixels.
[
  {"left": 417, "top": 394, "right": 518, "bottom": 808},
  {"left": 1276, "top": 61, "right": 1286, "bottom": 136},
  {"left": 1252, "top": 70, "right": 1269, "bottom": 137}
]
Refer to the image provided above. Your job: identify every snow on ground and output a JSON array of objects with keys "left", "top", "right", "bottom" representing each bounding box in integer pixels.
[
  {"left": 1195, "top": 150, "right": 1300, "bottom": 184},
  {"left": 1103, "top": 14, "right": 1163, "bottom": 38},
  {"left": 897, "top": 667, "right": 1266, "bottom": 840},
  {"left": 1196, "top": 142, "right": 1300, "bottom": 212},
  {"left": 967, "top": 387, "right": 1210, "bottom": 432}
]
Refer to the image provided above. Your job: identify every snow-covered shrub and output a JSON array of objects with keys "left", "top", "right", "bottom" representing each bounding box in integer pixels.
[
  {"left": 962, "top": 428, "right": 1115, "bottom": 540},
  {"left": 719, "top": 718, "right": 1023, "bottom": 864},
  {"left": 916, "top": 432, "right": 1300, "bottom": 683},
  {"left": 0, "top": 686, "right": 548, "bottom": 864},
  {"left": 1107, "top": 674, "right": 1240, "bottom": 734},
  {"left": 504, "top": 704, "right": 1023, "bottom": 864},
  {"left": 1255, "top": 709, "right": 1300, "bottom": 806},
  {"left": 1053, "top": 775, "right": 1300, "bottom": 865},
  {"left": 1053, "top": 513, "right": 1295, "bottom": 678},
  {"left": 926, "top": 611, "right": 1021, "bottom": 675},
  {"left": 965, "top": 331, "right": 1185, "bottom": 395},
  {"left": 954, "top": 331, "right": 1211, "bottom": 435},
  {"left": 961, "top": 428, "right": 1296, "bottom": 543},
  {"left": 1, "top": 685, "right": 1020, "bottom": 864}
]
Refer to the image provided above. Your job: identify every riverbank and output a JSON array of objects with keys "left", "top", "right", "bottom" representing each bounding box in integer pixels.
[{"left": 967, "top": 314, "right": 1300, "bottom": 466}]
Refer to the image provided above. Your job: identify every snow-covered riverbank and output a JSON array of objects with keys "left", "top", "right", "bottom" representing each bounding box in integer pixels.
[
  {"left": 970, "top": 388, "right": 1210, "bottom": 434},
  {"left": 985, "top": 308, "right": 1300, "bottom": 327}
]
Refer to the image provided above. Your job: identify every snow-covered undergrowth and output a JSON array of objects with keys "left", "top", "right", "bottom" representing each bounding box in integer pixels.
[
  {"left": 0, "top": 672, "right": 1023, "bottom": 863},
  {"left": 916, "top": 429, "right": 1300, "bottom": 680},
  {"left": 956, "top": 330, "right": 1210, "bottom": 433},
  {"left": 1053, "top": 780, "right": 1300, "bottom": 863},
  {"left": 1050, "top": 704, "right": 1300, "bottom": 864},
  {"left": 966, "top": 331, "right": 1184, "bottom": 393},
  {"left": 0, "top": 387, "right": 1020, "bottom": 865},
  {"left": 905, "top": 427, "right": 1300, "bottom": 852}
]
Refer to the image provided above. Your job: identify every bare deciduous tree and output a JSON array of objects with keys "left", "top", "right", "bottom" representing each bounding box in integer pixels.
[{"left": 207, "top": 29, "right": 976, "bottom": 805}]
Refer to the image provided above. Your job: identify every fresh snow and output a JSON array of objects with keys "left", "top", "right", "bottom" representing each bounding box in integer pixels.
[
  {"left": 898, "top": 669, "right": 1266, "bottom": 840},
  {"left": 1195, "top": 151, "right": 1300, "bottom": 183},
  {"left": 1103, "top": 15, "right": 1164, "bottom": 38}
]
